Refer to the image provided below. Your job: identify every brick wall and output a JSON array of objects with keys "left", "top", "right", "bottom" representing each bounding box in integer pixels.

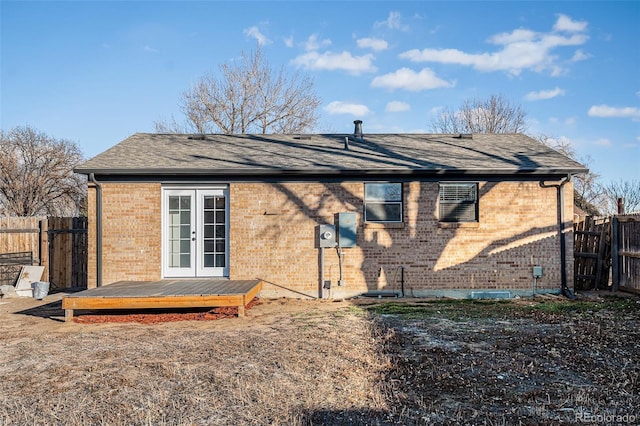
[
  {"left": 89, "top": 179, "right": 574, "bottom": 297},
  {"left": 87, "top": 183, "right": 161, "bottom": 288},
  {"left": 229, "top": 180, "right": 574, "bottom": 298}
]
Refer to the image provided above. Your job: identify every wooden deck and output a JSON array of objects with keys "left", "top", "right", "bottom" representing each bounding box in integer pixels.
[{"left": 61, "top": 279, "right": 262, "bottom": 322}]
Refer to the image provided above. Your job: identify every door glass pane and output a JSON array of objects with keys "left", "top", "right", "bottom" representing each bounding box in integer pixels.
[
  {"left": 180, "top": 240, "right": 191, "bottom": 254},
  {"left": 180, "top": 211, "right": 190, "bottom": 224},
  {"left": 204, "top": 211, "right": 214, "bottom": 224},
  {"left": 169, "top": 211, "right": 180, "bottom": 225},
  {"left": 168, "top": 195, "right": 192, "bottom": 270},
  {"left": 202, "top": 195, "right": 226, "bottom": 272},
  {"left": 169, "top": 226, "right": 179, "bottom": 239},
  {"left": 169, "top": 197, "right": 179, "bottom": 210},
  {"left": 215, "top": 211, "right": 225, "bottom": 223}
]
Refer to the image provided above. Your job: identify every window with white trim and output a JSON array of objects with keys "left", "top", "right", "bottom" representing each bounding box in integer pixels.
[
  {"left": 364, "top": 183, "right": 403, "bottom": 222},
  {"left": 439, "top": 183, "right": 478, "bottom": 222}
]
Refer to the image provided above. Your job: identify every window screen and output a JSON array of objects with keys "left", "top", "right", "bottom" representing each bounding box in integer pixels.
[
  {"left": 364, "top": 183, "right": 403, "bottom": 222},
  {"left": 439, "top": 183, "right": 478, "bottom": 222}
]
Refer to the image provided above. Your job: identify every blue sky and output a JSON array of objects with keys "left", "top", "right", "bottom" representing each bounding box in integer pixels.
[{"left": 1, "top": 1, "right": 639, "bottom": 183}]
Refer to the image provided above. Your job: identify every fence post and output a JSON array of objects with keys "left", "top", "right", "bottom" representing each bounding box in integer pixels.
[
  {"left": 611, "top": 216, "right": 619, "bottom": 292},
  {"left": 40, "top": 218, "right": 48, "bottom": 282}
]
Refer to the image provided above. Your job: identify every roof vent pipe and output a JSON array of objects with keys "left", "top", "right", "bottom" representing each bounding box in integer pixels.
[
  {"left": 353, "top": 120, "right": 363, "bottom": 140},
  {"left": 344, "top": 137, "right": 350, "bottom": 150}
]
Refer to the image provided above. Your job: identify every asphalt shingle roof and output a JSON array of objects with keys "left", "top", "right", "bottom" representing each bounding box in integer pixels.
[{"left": 76, "top": 133, "right": 588, "bottom": 177}]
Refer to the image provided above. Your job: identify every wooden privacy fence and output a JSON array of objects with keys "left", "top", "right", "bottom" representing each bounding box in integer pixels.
[
  {"left": 0, "top": 217, "right": 87, "bottom": 289},
  {"left": 0, "top": 217, "right": 46, "bottom": 286},
  {"left": 574, "top": 216, "right": 611, "bottom": 291},
  {"left": 612, "top": 214, "right": 640, "bottom": 294}
]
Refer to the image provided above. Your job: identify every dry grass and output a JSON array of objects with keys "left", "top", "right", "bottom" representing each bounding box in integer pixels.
[
  {"left": 0, "top": 299, "right": 391, "bottom": 425},
  {"left": 0, "top": 293, "right": 639, "bottom": 425}
]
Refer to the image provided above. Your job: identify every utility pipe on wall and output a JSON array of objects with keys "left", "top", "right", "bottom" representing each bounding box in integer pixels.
[
  {"left": 89, "top": 173, "right": 103, "bottom": 288},
  {"left": 540, "top": 176, "right": 574, "bottom": 299},
  {"left": 319, "top": 247, "right": 325, "bottom": 299}
]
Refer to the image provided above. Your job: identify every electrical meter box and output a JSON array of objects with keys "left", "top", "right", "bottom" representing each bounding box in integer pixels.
[
  {"left": 533, "top": 266, "right": 543, "bottom": 278},
  {"left": 316, "top": 224, "right": 336, "bottom": 248},
  {"left": 336, "top": 212, "right": 357, "bottom": 247}
]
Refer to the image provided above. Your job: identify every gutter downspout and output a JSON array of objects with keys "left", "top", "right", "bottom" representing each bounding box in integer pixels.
[
  {"left": 89, "top": 173, "right": 103, "bottom": 287},
  {"left": 540, "top": 176, "right": 575, "bottom": 299}
]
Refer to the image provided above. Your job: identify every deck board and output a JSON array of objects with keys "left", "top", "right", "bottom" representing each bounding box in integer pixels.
[{"left": 62, "top": 279, "right": 262, "bottom": 321}]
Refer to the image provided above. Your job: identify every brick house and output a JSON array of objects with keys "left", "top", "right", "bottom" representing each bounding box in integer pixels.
[{"left": 76, "top": 123, "right": 587, "bottom": 299}]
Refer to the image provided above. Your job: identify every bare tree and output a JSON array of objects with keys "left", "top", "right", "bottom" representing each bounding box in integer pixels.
[
  {"left": 536, "top": 134, "right": 604, "bottom": 215},
  {"left": 156, "top": 46, "right": 321, "bottom": 134},
  {"left": 430, "top": 94, "right": 527, "bottom": 134},
  {"left": 601, "top": 179, "right": 640, "bottom": 214},
  {"left": 154, "top": 114, "right": 195, "bottom": 134},
  {"left": 0, "top": 126, "right": 86, "bottom": 216}
]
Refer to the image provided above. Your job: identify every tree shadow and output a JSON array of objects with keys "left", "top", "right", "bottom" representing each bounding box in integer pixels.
[{"left": 222, "top": 132, "right": 570, "bottom": 299}]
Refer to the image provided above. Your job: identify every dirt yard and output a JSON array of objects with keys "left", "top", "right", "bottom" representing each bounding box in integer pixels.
[{"left": 0, "top": 292, "right": 638, "bottom": 425}]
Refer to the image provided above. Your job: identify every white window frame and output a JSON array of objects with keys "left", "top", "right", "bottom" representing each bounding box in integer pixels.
[
  {"left": 438, "top": 182, "right": 478, "bottom": 223},
  {"left": 364, "top": 182, "right": 403, "bottom": 223}
]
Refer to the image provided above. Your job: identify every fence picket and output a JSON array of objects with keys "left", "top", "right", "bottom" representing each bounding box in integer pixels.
[{"left": 0, "top": 217, "right": 87, "bottom": 289}]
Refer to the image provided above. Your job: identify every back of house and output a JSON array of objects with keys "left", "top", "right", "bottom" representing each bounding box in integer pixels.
[{"left": 75, "top": 122, "right": 587, "bottom": 299}]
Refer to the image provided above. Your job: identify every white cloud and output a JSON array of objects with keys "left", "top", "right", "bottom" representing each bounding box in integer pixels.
[
  {"left": 571, "top": 49, "right": 590, "bottom": 62},
  {"left": 283, "top": 36, "right": 294, "bottom": 48},
  {"left": 385, "top": 101, "right": 411, "bottom": 112},
  {"left": 304, "top": 34, "right": 331, "bottom": 51},
  {"left": 553, "top": 14, "right": 588, "bottom": 33},
  {"left": 357, "top": 37, "right": 389, "bottom": 51},
  {"left": 398, "top": 15, "right": 589, "bottom": 76},
  {"left": 542, "top": 135, "right": 577, "bottom": 153},
  {"left": 489, "top": 29, "right": 537, "bottom": 45},
  {"left": 143, "top": 45, "right": 159, "bottom": 53},
  {"left": 244, "top": 26, "right": 271, "bottom": 46},
  {"left": 371, "top": 67, "right": 455, "bottom": 91},
  {"left": 324, "top": 101, "right": 371, "bottom": 116},
  {"left": 374, "top": 11, "right": 408, "bottom": 31},
  {"left": 525, "top": 87, "right": 566, "bottom": 101},
  {"left": 594, "top": 138, "right": 612, "bottom": 147},
  {"left": 291, "top": 51, "right": 376, "bottom": 75},
  {"left": 588, "top": 105, "right": 640, "bottom": 119},
  {"left": 565, "top": 116, "right": 577, "bottom": 126}
]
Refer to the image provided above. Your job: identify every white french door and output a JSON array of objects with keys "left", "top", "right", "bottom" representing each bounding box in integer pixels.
[{"left": 163, "top": 188, "right": 229, "bottom": 278}]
